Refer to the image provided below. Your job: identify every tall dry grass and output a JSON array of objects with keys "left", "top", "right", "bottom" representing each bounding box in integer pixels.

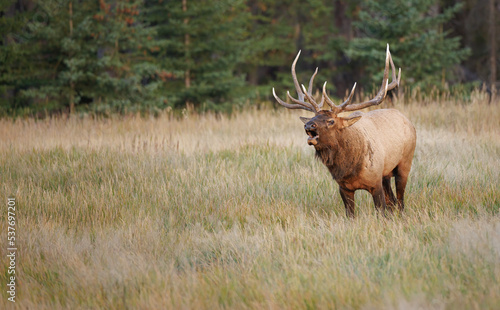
[{"left": 1, "top": 92, "right": 499, "bottom": 309}]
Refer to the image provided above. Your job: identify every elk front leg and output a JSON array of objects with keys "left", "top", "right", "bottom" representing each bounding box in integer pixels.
[
  {"left": 339, "top": 187, "right": 356, "bottom": 218},
  {"left": 370, "top": 184, "right": 387, "bottom": 216},
  {"left": 382, "top": 176, "right": 397, "bottom": 208}
]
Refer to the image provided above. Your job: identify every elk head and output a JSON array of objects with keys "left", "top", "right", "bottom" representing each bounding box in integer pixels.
[{"left": 272, "top": 44, "right": 401, "bottom": 147}]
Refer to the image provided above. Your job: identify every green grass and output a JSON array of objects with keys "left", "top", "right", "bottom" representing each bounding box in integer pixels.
[{"left": 1, "top": 96, "right": 500, "bottom": 309}]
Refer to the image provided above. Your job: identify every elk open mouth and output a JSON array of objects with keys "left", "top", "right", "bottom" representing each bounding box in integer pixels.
[{"left": 306, "top": 130, "right": 319, "bottom": 145}]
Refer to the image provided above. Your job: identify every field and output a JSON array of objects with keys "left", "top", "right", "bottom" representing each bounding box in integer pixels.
[{"left": 1, "top": 93, "right": 500, "bottom": 309}]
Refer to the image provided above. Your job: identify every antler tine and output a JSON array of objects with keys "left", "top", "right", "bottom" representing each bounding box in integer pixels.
[
  {"left": 301, "top": 84, "right": 321, "bottom": 111},
  {"left": 272, "top": 88, "right": 315, "bottom": 112},
  {"left": 318, "top": 87, "right": 325, "bottom": 109},
  {"left": 291, "top": 50, "right": 305, "bottom": 102},
  {"left": 322, "top": 82, "right": 340, "bottom": 113},
  {"left": 338, "top": 82, "right": 357, "bottom": 109},
  {"left": 380, "top": 44, "right": 391, "bottom": 94},
  {"left": 307, "top": 68, "right": 318, "bottom": 96},
  {"left": 308, "top": 68, "right": 321, "bottom": 108},
  {"left": 341, "top": 44, "right": 397, "bottom": 112},
  {"left": 386, "top": 45, "right": 401, "bottom": 91},
  {"left": 287, "top": 91, "right": 317, "bottom": 111}
]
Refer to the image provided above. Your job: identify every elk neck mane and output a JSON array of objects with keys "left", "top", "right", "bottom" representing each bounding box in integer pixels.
[{"left": 314, "top": 125, "right": 373, "bottom": 181}]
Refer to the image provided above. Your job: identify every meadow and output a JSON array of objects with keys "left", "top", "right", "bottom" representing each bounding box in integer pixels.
[{"left": 1, "top": 91, "right": 499, "bottom": 309}]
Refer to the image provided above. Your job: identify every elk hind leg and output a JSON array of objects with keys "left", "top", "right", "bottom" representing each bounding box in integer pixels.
[{"left": 395, "top": 164, "right": 411, "bottom": 211}]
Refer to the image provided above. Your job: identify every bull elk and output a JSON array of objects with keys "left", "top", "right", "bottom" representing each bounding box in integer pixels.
[{"left": 272, "top": 45, "right": 416, "bottom": 217}]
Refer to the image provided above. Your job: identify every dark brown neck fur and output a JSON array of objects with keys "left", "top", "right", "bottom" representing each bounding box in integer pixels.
[{"left": 315, "top": 127, "right": 370, "bottom": 181}]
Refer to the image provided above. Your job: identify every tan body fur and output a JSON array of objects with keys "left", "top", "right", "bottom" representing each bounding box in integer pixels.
[{"left": 330, "top": 109, "right": 416, "bottom": 191}]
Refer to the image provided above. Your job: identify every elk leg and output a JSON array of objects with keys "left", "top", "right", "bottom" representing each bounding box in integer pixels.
[
  {"left": 395, "top": 169, "right": 409, "bottom": 212},
  {"left": 339, "top": 187, "right": 355, "bottom": 218},
  {"left": 370, "top": 184, "right": 387, "bottom": 216},
  {"left": 382, "top": 176, "right": 397, "bottom": 208}
]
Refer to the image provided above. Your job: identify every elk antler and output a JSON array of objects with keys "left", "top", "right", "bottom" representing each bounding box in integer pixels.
[
  {"left": 324, "top": 44, "right": 401, "bottom": 113},
  {"left": 272, "top": 50, "right": 323, "bottom": 113},
  {"left": 272, "top": 44, "right": 401, "bottom": 115}
]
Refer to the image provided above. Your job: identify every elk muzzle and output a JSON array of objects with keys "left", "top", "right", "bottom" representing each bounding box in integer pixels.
[{"left": 305, "top": 122, "right": 319, "bottom": 146}]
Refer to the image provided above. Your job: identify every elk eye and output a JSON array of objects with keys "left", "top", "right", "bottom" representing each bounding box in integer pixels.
[{"left": 328, "top": 119, "right": 335, "bottom": 126}]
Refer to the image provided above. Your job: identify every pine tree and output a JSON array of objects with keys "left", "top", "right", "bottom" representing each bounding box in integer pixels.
[
  {"left": 1, "top": 0, "right": 160, "bottom": 115},
  {"left": 242, "top": 0, "right": 295, "bottom": 94},
  {"left": 294, "top": 0, "right": 343, "bottom": 96},
  {"left": 144, "top": 0, "right": 250, "bottom": 111},
  {"left": 347, "top": 0, "right": 470, "bottom": 91},
  {"left": 0, "top": 0, "right": 37, "bottom": 115},
  {"left": 244, "top": 0, "right": 352, "bottom": 100},
  {"left": 82, "top": 0, "right": 160, "bottom": 113}
]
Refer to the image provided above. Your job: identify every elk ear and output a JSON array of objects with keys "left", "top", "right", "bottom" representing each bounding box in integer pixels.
[
  {"left": 339, "top": 114, "right": 362, "bottom": 129},
  {"left": 299, "top": 117, "right": 312, "bottom": 124}
]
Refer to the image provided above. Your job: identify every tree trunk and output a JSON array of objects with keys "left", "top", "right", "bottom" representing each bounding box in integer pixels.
[
  {"left": 183, "top": 0, "right": 191, "bottom": 90},
  {"left": 69, "top": 1, "right": 74, "bottom": 114},
  {"left": 489, "top": 0, "right": 497, "bottom": 102},
  {"left": 334, "top": 0, "right": 352, "bottom": 41}
]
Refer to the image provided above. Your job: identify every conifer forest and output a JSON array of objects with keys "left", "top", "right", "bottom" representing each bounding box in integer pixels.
[{"left": 0, "top": 0, "right": 498, "bottom": 116}]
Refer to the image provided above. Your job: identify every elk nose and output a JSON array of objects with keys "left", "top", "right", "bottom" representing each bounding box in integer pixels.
[{"left": 305, "top": 122, "right": 316, "bottom": 131}]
